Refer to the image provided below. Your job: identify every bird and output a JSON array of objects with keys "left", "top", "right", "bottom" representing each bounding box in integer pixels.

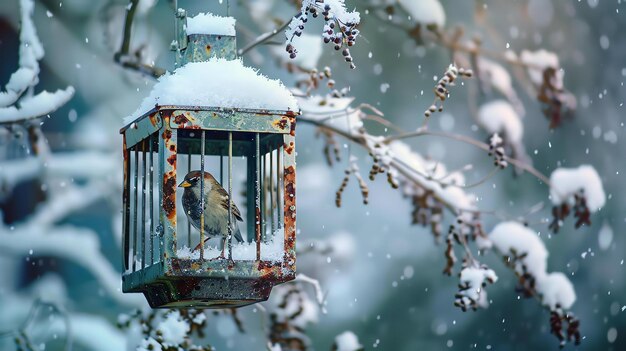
[{"left": 178, "top": 170, "right": 244, "bottom": 256}]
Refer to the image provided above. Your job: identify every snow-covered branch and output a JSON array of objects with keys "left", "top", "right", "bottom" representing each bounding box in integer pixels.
[{"left": 0, "top": 0, "right": 74, "bottom": 124}]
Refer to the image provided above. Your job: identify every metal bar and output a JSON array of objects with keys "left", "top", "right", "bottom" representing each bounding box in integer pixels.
[
  {"left": 255, "top": 133, "right": 261, "bottom": 260},
  {"left": 149, "top": 135, "right": 154, "bottom": 265},
  {"left": 220, "top": 152, "right": 224, "bottom": 185},
  {"left": 200, "top": 130, "right": 205, "bottom": 260},
  {"left": 133, "top": 147, "right": 139, "bottom": 271},
  {"left": 277, "top": 146, "right": 282, "bottom": 229},
  {"left": 270, "top": 149, "right": 275, "bottom": 236},
  {"left": 228, "top": 131, "right": 233, "bottom": 260},
  {"left": 122, "top": 137, "right": 131, "bottom": 271},
  {"left": 260, "top": 149, "right": 265, "bottom": 241},
  {"left": 187, "top": 147, "right": 191, "bottom": 249},
  {"left": 246, "top": 141, "right": 255, "bottom": 243},
  {"left": 141, "top": 140, "right": 147, "bottom": 270}
]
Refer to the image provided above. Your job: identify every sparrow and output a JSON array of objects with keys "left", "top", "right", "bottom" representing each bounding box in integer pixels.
[{"left": 178, "top": 170, "right": 244, "bottom": 256}]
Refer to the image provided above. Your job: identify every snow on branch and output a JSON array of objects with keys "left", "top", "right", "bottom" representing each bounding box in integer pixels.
[
  {"left": 0, "top": 224, "right": 145, "bottom": 308},
  {"left": 397, "top": 0, "right": 446, "bottom": 28},
  {"left": 286, "top": 0, "right": 361, "bottom": 69},
  {"left": 549, "top": 165, "right": 605, "bottom": 232},
  {"left": 0, "top": 0, "right": 74, "bottom": 124},
  {"left": 484, "top": 221, "right": 576, "bottom": 310},
  {"left": 332, "top": 331, "right": 363, "bottom": 351}
]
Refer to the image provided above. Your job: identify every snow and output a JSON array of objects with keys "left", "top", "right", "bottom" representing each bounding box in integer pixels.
[
  {"left": 398, "top": 0, "right": 446, "bottom": 27},
  {"left": 489, "top": 221, "right": 577, "bottom": 310},
  {"left": 0, "top": 87, "right": 75, "bottom": 123},
  {"left": 489, "top": 222, "right": 547, "bottom": 278},
  {"left": 157, "top": 311, "right": 190, "bottom": 346},
  {"left": 70, "top": 314, "right": 127, "bottom": 351},
  {"left": 0, "top": 68, "right": 36, "bottom": 107},
  {"left": 126, "top": 59, "right": 298, "bottom": 124},
  {"left": 334, "top": 331, "right": 362, "bottom": 351},
  {"left": 137, "top": 337, "right": 162, "bottom": 351},
  {"left": 296, "top": 273, "right": 325, "bottom": 305},
  {"left": 176, "top": 229, "right": 285, "bottom": 262},
  {"left": 268, "top": 284, "right": 319, "bottom": 328},
  {"left": 458, "top": 266, "right": 498, "bottom": 308},
  {"left": 478, "top": 58, "right": 524, "bottom": 115},
  {"left": 549, "top": 165, "right": 605, "bottom": 210},
  {"left": 302, "top": 0, "right": 360, "bottom": 24},
  {"left": 186, "top": 12, "right": 236, "bottom": 36},
  {"left": 536, "top": 272, "right": 576, "bottom": 310},
  {"left": 0, "top": 225, "right": 145, "bottom": 308},
  {"left": 387, "top": 140, "right": 476, "bottom": 211},
  {"left": 297, "top": 95, "right": 362, "bottom": 134},
  {"left": 19, "top": 0, "right": 44, "bottom": 69},
  {"left": 477, "top": 100, "right": 523, "bottom": 143},
  {"left": 598, "top": 222, "right": 613, "bottom": 251},
  {"left": 520, "top": 49, "right": 562, "bottom": 87}
]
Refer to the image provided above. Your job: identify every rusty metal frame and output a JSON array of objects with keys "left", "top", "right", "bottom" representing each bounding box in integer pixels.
[{"left": 121, "top": 106, "right": 297, "bottom": 308}]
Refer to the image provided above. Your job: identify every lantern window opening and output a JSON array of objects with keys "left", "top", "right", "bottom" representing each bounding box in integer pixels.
[
  {"left": 124, "top": 133, "right": 161, "bottom": 274},
  {"left": 173, "top": 129, "right": 285, "bottom": 262}
]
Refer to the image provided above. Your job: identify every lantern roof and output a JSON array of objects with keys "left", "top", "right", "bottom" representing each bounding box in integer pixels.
[
  {"left": 186, "top": 12, "right": 236, "bottom": 36},
  {"left": 123, "top": 12, "right": 299, "bottom": 127}
]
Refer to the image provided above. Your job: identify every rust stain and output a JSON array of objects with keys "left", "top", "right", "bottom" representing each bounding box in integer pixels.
[
  {"left": 149, "top": 112, "right": 158, "bottom": 126},
  {"left": 205, "top": 44, "right": 212, "bottom": 56},
  {"left": 162, "top": 129, "right": 172, "bottom": 140},
  {"left": 272, "top": 117, "right": 289, "bottom": 131},
  {"left": 163, "top": 171, "right": 177, "bottom": 220},
  {"left": 173, "top": 113, "right": 189, "bottom": 125},
  {"left": 284, "top": 141, "right": 295, "bottom": 155},
  {"left": 289, "top": 116, "right": 296, "bottom": 136},
  {"left": 283, "top": 164, "right": 296, "bottom": 274}
]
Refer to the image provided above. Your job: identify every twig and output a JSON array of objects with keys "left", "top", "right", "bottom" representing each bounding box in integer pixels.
[
  {"left": 114, "top": 0, "right": 166, "bottom": 78},
  {"left": 238, "top": 18, "right": 294, "bottom": 56}
]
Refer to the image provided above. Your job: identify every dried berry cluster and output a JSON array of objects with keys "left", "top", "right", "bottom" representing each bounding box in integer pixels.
[
  {"left": 317, "top": 128, "right": 342, "bottom": 166},
  {"left": 549, "top": 190, "right": 591, "bottom": 233},
  {"left": 295, "top": 67, "right": 350, "bottom": 99},
  {"left": 550, "top": 311, "right": 581, "bottom": 348},
  {"left": 488, "top": 133, "right": 508, "bottom": 169},
  {"left": 367, "top": 152, "right": 399, "bottom": 190},
  {"left": 286, "top": 1, "right": 360, "bottom": 69},
  {"left": 443, "top": 230, "right": 457, "bottom": 276},
  {"left": 424, "top": 64, "right": 473, "bottom": 118},
  {"left": 268, "top": 285, "right": 313, "bottom": 351},
  {"left": 454, "top": 265, "right": 497, "bottom": 312},
  {"left": 410, "top": 190, "right": 444, "bottom": 241},
  {"left": 538, "top": 67, "right": 576, "bottom": 129},
  {"left": 336, "top": 157, "right": 369, "bottom": 207},
  {"left": 117, "top": 309, "right": 213, "bottom": 351}
]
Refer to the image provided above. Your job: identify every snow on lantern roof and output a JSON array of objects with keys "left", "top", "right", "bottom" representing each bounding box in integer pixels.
[
  {"left": 186, "top": 12, "right": 236, "bottom": 36},
  {"left": 124, "top": 58, "right": 299, "bottom": 125}
]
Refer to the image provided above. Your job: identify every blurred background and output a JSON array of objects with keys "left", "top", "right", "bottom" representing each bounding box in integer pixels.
[{"left": 0, "top": 0, "right": 624, "bottom": 350}]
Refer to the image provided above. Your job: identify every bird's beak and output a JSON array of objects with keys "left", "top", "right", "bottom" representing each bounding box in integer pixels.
[{"left": 178, "top": 180, "right": 192, "bottom": 188}]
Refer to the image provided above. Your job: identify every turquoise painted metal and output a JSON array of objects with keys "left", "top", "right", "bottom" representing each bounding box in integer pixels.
[{"left": 120, "top": 9, "right": 297, "bottom": 309}]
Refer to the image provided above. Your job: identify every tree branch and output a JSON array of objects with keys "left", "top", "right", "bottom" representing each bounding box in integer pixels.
[{"left": 238, "top": 18, "right": 294, "bottom": 56}]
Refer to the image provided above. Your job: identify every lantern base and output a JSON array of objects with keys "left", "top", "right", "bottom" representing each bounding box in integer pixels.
[{"left": 140, "top": 275, "right": 275, "bottom": 309}]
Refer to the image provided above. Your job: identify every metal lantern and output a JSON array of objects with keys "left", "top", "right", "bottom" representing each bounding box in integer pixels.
[{"left": 120, "top": 10, "right": 297, "bottom": 308}]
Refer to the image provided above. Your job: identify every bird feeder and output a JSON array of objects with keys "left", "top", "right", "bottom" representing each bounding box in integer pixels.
[{"left": 120, "top": 10, "right": 298, "bottom": 308}]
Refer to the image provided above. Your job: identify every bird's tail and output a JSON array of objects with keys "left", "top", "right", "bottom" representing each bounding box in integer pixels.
[{"left": 233, "top": 226, "right": 244, "bottom": 243}]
